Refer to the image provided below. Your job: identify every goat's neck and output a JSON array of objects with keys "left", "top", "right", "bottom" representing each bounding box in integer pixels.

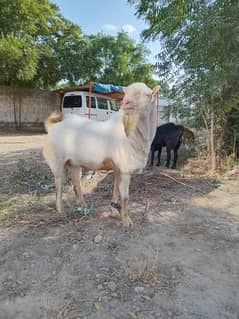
[{"left": 124, "top": 107, "right": 157, "bottom": 157}]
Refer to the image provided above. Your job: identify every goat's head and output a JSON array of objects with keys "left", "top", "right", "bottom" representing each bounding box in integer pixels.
[
  {"left": 183, "top": 128, "right": 195, "bottom": 141},
  {"left": 121, "top": 83, "right": 160, "bottom": 115}
]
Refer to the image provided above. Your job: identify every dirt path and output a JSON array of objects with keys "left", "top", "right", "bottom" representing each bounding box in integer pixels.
[
  {"left": 0, "top": 133, "right": 45, "bottom": 152},
  {"left": 0, "top": 134, "right": 239, "bottom": 319}
]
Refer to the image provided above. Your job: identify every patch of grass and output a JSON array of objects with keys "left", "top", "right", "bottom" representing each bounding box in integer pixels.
[
  {"left": 218, "top": 153, "right": 239, "bottom": 175},
  {"left": 115, "top": 256, "right": 169, "bottom": 286},
  {"left": 0, "top": 193, "right": 67, "bottom": 229},
  {"left": 53, "top": 301, "right": 83, "bottom": 319},
  {"left": 52, "top": 298, "right": 97, "bottom": 319}
]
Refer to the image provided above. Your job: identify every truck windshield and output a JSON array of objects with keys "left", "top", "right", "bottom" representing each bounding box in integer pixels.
[{"left": 63, "top": 96, "right": 82, "bottom": 108}]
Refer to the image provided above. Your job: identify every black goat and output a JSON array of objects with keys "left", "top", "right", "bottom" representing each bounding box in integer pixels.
[{"left": 150, "top": 123, "right": 184, "bottom": 169}]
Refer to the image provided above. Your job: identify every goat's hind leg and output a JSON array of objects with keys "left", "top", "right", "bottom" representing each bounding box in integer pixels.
[
  {"left": 55, "top": 168, "right": 64, "bottom": 213},
  {"left": 71, "top": 166, "right": 86, "bottom": 207},
  {"left": 43, "top": 144, "right": 64, "bottom": 213},
  {"left": 47, "top": 160, "right": 64, "bottom": 213},
  {"left": 157, "top": 146, "right": 162, "bottom": 166}
]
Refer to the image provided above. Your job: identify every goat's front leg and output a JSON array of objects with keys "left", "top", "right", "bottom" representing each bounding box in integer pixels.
[
  {"left": 157, "top": 146, "right": 162, "bottom": 166},
  {"left": 112, "top": 171, "right": 120, "bottom": 203},
  {"left": 71, "top": 166, "right": 86, "bottom": 206},
  {"left": 111, "top": 171, "right": 121, "bottom": 216},
  {"left": 150, "top": 149, "right": 155, "bottom": 166},
  {"left": 119, "top": 173, "right": 132, "bottom": 227}
]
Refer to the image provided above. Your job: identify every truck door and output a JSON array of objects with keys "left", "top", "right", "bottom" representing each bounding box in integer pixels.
[
  {"left": 96, "top": 97, "right": 110, "bottom": 121},
  {"left": 109, "top": 100, "right": 119, "bottom": 116}
]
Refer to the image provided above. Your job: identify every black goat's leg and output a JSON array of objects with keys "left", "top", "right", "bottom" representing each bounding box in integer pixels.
[
  {"left": 171, "top": 148, "right": 178, "bottom": 169},
  {"left": 172, "top": 141, "right": 181, "bottom": 169},
  {"left": 166, "top": 147, "right": 171, "bottom": 168},
  {"left": 156, "top": 146, "right": 162, "bottom": 166},
  {"left": 150, "top": 149, "right": 155, "bottom": 166}
]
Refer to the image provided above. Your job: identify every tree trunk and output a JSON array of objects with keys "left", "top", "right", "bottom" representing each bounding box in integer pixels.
[
  {"left": 12, "top": 87, "right": 18, "bottom": 130},
  {"left": 201, "top": 105, "right": 210, "bottom": 153},
  {"left": 18, "top": 97, "right": 22, "bottom": 129},
  {"left": 210, "top": 96, "right": 216, "bottom": 172}
]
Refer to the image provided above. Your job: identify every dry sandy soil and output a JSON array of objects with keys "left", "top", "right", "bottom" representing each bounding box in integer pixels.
[{"left": 0, "top": 132, "right": 239, "bottom": 319}]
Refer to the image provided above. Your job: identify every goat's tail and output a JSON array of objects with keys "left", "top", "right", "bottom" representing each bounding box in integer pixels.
[{"left": 44, "top": 111, "right": 63, "bottom": 132}]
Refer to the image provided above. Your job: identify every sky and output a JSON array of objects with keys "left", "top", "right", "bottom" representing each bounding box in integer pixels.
[{"left": 52, "top": 0, "right": 161, "bottom": 65}]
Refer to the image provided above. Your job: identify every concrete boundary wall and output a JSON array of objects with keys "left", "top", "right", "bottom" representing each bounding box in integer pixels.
[{"left": 0, "top": 86, "right": 61, "bottom": 129}]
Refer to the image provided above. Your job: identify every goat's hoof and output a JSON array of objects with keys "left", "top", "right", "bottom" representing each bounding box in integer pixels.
[
  {"left": 156, "top": 163, "right": 161, "bottom": 167},
  {"left": 122, "top": 216, "right": 133, "bottom": 228},
  {"left": 110, "top": 202, "right": 121, "bottom": 219},
  {"left": 76, "top": 206, "right": 92, "bottom": 216},
  {"left": 171, "top": 166, "right": 176, "bottom": 169},
  {"left": 111, "top": 202, "right": 121, "bottom": 211},
  {"left": 56, "top": 206, "right": 64, "bottom": 214}
]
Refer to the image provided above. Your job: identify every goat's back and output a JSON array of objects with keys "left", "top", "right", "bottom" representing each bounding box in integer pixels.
[
  {"left": 151, "top": 123, "right": 184, "bottom": 148},
  {"left": 154, "top": 123, "right": 184, "bottom": 139}
]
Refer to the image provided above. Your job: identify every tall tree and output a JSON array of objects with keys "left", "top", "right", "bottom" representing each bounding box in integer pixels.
[
  {"left": 83, "top": 32, "right": 157, "bottom": 87},
  {"left": 0, "top": 0, "right": 88, "bottom": 129},
  {"left": 129, "top": 0, "right": 239, "bottom": 169},
  {"left": 0, "top": 0, "right": 87, "bottom": 88}
]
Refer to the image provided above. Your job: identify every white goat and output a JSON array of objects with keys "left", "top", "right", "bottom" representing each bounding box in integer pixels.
[{"left": 43, "top": 82, "right": 160, "bottom": 227}]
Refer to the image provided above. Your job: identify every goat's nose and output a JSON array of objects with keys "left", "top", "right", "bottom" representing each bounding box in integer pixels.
[{"left": 121, "top": 99, "right": 129, "bottom": 109}]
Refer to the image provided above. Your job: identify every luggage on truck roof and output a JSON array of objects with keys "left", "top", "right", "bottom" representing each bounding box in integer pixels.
[{"left": 54, "top": 81, "right": 124, "bottom": 101}]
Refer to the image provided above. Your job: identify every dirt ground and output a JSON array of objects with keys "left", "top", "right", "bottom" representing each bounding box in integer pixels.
[{"left": 0, "top": 132, "right": 239, "bottom": 319}]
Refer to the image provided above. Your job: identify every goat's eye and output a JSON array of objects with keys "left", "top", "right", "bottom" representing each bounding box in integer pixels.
[{"left": 143, "top": 93, "right": 151, "bottom": 99}]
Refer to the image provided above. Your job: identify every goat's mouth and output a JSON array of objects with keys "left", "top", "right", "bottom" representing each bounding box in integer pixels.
[
  {"left": 123, "top": 107, "right": 134, "bottom": 111},
  {"left": 121, "top": 105, "right": 135, "bottom": 113},
  {"left": 120, "top": 99, "right": 136, "bottom": 111}
]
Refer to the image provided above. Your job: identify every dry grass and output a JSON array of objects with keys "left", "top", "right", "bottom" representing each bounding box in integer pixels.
[
  {"left": 53, "top": 301, "right": 83, "bottom": 319},
  {"left": 0, "top": 156, "right": 107, "bottom": 229},
  {"left": 52, "top": 298, "right": 97, "bottom": 319},
  {"left": 115, "top": 256, "right": 169, "bottom": 286},
  {"left": 0, "top": 193, "right": 68, "bottom": 229}
]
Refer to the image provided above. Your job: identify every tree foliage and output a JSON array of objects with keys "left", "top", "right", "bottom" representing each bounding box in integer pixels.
[
  {"left": 0, "top": 0, "right": 89, "bottom": 88},
  {"left": 0, "top": 0, "right": 157, "bottom": 88},
  {"left": 83, "top": 32, "right": 157, "bottom": 87}
]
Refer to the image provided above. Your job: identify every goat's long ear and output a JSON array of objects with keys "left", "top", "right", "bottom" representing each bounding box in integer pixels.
[{"left": 151, "top": 85, "right": 160, "bottom": 101}]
